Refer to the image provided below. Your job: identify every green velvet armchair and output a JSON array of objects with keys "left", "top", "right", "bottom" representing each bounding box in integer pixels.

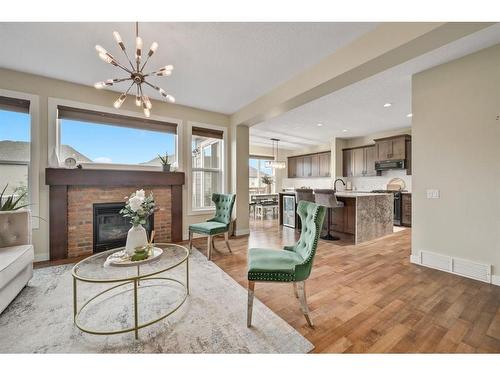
[
  {"left": 188, "top": 193, "right": 236, "bottom": 260},
  {"left": 247, "top": 200, "right": 326, "bottom": 327}
]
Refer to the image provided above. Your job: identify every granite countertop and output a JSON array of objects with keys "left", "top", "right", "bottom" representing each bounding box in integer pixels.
[
  {"left": 279, "top": 191, "right": 391, "bottom": 198},
  {"left": 335, "top": 192, "right": 392, "bottom": 198}
]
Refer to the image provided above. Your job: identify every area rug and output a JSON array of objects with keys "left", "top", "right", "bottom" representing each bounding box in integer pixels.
[{"left": 0, "top": 248, "right": 313, "bottom": 353}]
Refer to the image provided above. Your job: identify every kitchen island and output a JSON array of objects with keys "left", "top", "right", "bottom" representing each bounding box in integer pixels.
[{"left": 279, "top": 191, "right": 393, "bottom": 244}]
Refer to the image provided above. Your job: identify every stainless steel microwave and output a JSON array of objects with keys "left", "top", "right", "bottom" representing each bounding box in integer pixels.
[{"left": 375, "top": 159, "right": 405, "bottom": 171}]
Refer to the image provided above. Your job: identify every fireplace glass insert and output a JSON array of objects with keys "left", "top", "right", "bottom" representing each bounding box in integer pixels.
[{"left": 93, "top": 202, "right": 154, "bottom": 253}]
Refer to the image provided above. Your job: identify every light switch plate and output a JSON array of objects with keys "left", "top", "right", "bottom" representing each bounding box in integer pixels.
[{"left": 426, "top": 189, "right": 440, "bottom": 199}]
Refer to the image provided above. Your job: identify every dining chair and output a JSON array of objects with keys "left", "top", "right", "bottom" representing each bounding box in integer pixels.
[
  {"left": 188, "top": 193, "right": 236, "bottom": 260},
  {"left": 246, "top": 200, "right": 326, "bottom": 327}
]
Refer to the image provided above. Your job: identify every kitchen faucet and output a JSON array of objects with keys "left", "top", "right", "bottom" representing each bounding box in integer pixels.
[{"left": 333, "top": 178, "right": 346, "bottom": 193}]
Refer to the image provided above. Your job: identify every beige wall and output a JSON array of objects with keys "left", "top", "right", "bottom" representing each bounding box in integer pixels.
[
  {"left": 0, "top": 68, "right": 230, "bottom": 261},
  {"left": 412, "top": 44, "right": 500, "bottom": 279}
]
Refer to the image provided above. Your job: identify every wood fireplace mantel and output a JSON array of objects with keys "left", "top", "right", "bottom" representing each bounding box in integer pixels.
[{"left": 45, "top": 168, "right": 185, "bottom": 260}]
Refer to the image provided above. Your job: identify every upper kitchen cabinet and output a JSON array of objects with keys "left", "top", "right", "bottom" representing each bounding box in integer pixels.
[
  {"left": 342, "top": 145, "right": 377, "bottom": 177},
  {"left": 288, "top": 157, "right": 297, "bottom": 178},
  {"left": 287, "top": 151, "right": 331, "bottom": 178},
  {"left": 374, "top": 135, "right": 411, "bottom": 161}
]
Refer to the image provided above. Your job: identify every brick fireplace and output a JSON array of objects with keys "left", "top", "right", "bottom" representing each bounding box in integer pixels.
[{"left": 45, "top": 168, "right": 185, "bottom": 260}]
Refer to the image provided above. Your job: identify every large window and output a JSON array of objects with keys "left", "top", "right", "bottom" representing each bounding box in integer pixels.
[
  {"left": 191, "top": 126, "right": 224, "bottom": 210},
  {"left": 249, "top": 156, "right": 274, "bottom": 195},
  {"left": 58, "top": 106, "right": 177, "bottom": 167},
  {"left": 0, "top": 96, "right": 31, "bottom": 207}
]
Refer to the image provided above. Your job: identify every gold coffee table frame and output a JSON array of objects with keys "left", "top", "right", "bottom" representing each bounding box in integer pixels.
[{"left": 71, "top": 243, "right": 189, "bottom": 339}]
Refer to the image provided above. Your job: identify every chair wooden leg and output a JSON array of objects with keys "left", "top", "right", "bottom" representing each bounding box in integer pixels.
[
  {"left": 212, "top": 236, "right": 217, "bottom": 251},
  {"left": 188, "top": 230, "right": 192, "bottom": 252},
  {"left": 207, "top": 235, "right": 212, "bottom": 260},
  {"left": 293, "top": 282, "right": 299, "bottom": 298},
  {"left": 224, "top": 231, "right": 232, "bottom": 253},
  {"left": 247, "top": 281, "right": 255, "bottom": 327},
  {"left": 297, "top": 281, "right": 313, "bottom": 327}
]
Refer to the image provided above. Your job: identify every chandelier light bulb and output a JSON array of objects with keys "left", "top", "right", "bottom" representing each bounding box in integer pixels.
[
  {"left": 143, "top": 96, "right": 152, "bottom": 110},
  {"left": 95, "top": 45, "right": 107, "bottom": 54},
  {"left": 156, "top": 70, "right": 172, "bottom": 77},
  {"left": 113, "top": 31, "right": 122, "bottom": 44},
  {"left": 135, "top": 36, "right": 143, "bottom": 59},
  {"left": 148, "top": 42, "right": 159, "bottom": 56},
  {"left": 165, "top": 95, "right": 175, "bottom": 103},
  {"left": 113, "top": 94, "right": 127, "bottom": 109},
  {"left": 99, "top": 52, "right": 113, "bottom": 64},
  {"left": 135, "top": 96, "right": 142, "bottom": 107},
  {"left": 94, "top": 82, "right": 105, "bottom": 89},
  {"left": 160, "top": 65, "right": 173, "bottom": 71},
  {"left": 143, "top": 107, "right": 151, "bottom": 118}
]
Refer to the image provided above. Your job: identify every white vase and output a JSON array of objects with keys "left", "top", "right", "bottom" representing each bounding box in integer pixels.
[{"left": 125, "top": 224, "right": 148, "bottom": 256}]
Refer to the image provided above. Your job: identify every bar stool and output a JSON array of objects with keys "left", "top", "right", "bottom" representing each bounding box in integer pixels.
[
  {"left": 314, "top": 189, "right": 344, "bottom": 241},
  {"left": 295, "top": 189, "right": 314, "bottom": 230},
  {"left": 295, "top": 188, "right": 314, "bottom": 204}
]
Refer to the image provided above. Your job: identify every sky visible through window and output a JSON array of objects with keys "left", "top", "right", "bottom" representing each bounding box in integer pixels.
[
  {"left": 0, "top": 109, "right": 30, "bottom": 141},
  {"left": 60, "top": 119, "right": 176, "bottom": 165}
]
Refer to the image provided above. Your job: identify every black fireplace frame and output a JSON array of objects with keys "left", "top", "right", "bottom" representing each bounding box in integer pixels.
[{"left": 92, "top": 202, "right": 154, "bottom": 253}]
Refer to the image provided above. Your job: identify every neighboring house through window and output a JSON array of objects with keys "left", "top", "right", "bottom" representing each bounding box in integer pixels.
[
  {"left": 249, "top": 156, "right": 274, "bottom": 195},
  {"left": 191, "top": 126, "right": 224, "bottom": 210}
]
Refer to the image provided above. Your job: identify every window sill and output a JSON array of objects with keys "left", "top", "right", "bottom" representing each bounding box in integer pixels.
[{"left": 188, "top": 208, "right": 215, "bottom": 216}]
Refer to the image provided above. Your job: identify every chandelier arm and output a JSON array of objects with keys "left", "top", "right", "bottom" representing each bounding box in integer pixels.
[
  {"left": 123, "top": 81, "right": 135, "bottom": 96},
  {"left": 121, "top": 49, "right": 136, "bottom": 71},
  {"left": 140, "top": 55, "right": 152, "bottom": 72},
  {"left": 113, "top": 77, "right": 133, "bottom": 83},
  {"left": 142, "top": 80, "right": 163, "bottom": 93}
]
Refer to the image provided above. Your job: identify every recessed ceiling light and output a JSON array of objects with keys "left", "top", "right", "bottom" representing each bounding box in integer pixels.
[
  {"left": 342, "top": 129, "right": 348, "bottom": 132},
  {"left": 317, "top": 123, "right": 323, "bottom": 127},
  {"left": 383, "top": 103, "right": 392, "bottom": 108},
  {"left": 406, "top": 113, "right": 413, "bottom": 118}
]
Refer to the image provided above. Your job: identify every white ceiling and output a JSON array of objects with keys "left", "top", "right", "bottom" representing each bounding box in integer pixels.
[
  {"left": 0, "top": 22, "right": 378, "bottom": 114},
  {"left": 250, "top": 23, "right": 500, "bottom": 150}
]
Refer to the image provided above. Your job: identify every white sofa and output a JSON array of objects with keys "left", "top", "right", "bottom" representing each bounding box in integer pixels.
[{"left": 0, "top": 210, "right": 34, "bottom": 314}]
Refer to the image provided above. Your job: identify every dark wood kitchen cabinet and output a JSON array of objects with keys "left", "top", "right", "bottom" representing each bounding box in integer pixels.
[
  {"left": 374, "top": 135, "right": 411, "bottom": 161},
  {"left": 287, "top": 151, "right": 331, "bottom": 178},
  {"left": 402, "top": 193, "right": 412, "bottom": 227},
  {"left": 288, "top": 157, "right": 297, "bottom": 178},
  {"left": 342, "top": 145, "right": 377, "bottom": 177}
]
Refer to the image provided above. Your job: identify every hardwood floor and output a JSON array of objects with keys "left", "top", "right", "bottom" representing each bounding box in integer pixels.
[
  {"left": 193, "top": 219, "right": 500, "bottom": 353},
  {"left": 35, "top": 218, "right": 500, "bottom": 353}
]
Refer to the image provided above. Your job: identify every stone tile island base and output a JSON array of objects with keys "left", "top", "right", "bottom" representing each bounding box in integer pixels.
[{"left": 335, "top": 193, "right": 394, "bottom": 244}]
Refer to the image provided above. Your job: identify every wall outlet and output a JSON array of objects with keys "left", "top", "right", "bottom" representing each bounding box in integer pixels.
[{"left": 426, "top": 189, "right": 440, "bottom": 199}]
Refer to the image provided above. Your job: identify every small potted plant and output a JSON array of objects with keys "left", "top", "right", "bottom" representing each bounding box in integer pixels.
[
  {"left": 261, "top": 176, "right": 273, "bottom": 194},
  {"left": 158, "top": 153, "right": 171, "bottom": 172}
]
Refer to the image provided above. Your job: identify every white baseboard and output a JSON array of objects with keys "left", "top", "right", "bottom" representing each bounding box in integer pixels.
[
  {"left": 234, "top": 228, "right": 250, "bottom": 236},
  {"left": 410, "top": 250, "right": 492, "bottom": 284},
  {"left": 34, "top": 253, "right": 49, "bottom": 262},
  {"left": 492, "top": 275, "right": 500, "bottom": 286}
]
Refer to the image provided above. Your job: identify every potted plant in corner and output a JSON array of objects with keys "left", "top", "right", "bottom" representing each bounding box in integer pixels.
[
  {"left": 261, "top": 175, "right": 273, "bottom": 194},
  {"left": 120, "top": 189, "right": 157, "bottom": 256},
  {"left": 158, "top": 153, "right": 171, "bottom": 172}
]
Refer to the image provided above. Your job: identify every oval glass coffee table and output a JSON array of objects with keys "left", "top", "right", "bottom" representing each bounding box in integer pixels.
[{"left": 72, "top": 243, "right": 189, "bottom": 339}]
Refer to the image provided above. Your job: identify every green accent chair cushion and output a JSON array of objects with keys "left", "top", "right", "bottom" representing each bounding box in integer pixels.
[
  {"left": 188, "top": 221, "right": 228, "bottom": 235},
  {"left": 247, "top": 200, "right": 326, "bottom": 283},
  {"left": 189, "top": 193, "right": 236, "bottom": 235}
]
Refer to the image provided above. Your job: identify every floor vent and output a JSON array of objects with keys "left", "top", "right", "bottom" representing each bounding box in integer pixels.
[{"left": 415, "top": 250, "right": 491, "bottom": 283}]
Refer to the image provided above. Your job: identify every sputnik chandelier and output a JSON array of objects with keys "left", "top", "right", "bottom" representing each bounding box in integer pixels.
[{"left": 94, "top": 22, "right": 175, "bottom": 118}]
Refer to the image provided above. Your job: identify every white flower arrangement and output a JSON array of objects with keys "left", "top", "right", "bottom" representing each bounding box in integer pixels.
[{"left": 120, "top": 189, "right": 157, "bottom": 227}]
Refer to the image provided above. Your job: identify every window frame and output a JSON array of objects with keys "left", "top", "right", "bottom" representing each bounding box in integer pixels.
[
  {"left": 48, "top": 98, "right": 182, "bottom": 172},
  {"left": 0, "top": 89, "right": 40, "bottom": 229},
  {"left": 187, "top": 121, "right": 227, "bottom": 215}
]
